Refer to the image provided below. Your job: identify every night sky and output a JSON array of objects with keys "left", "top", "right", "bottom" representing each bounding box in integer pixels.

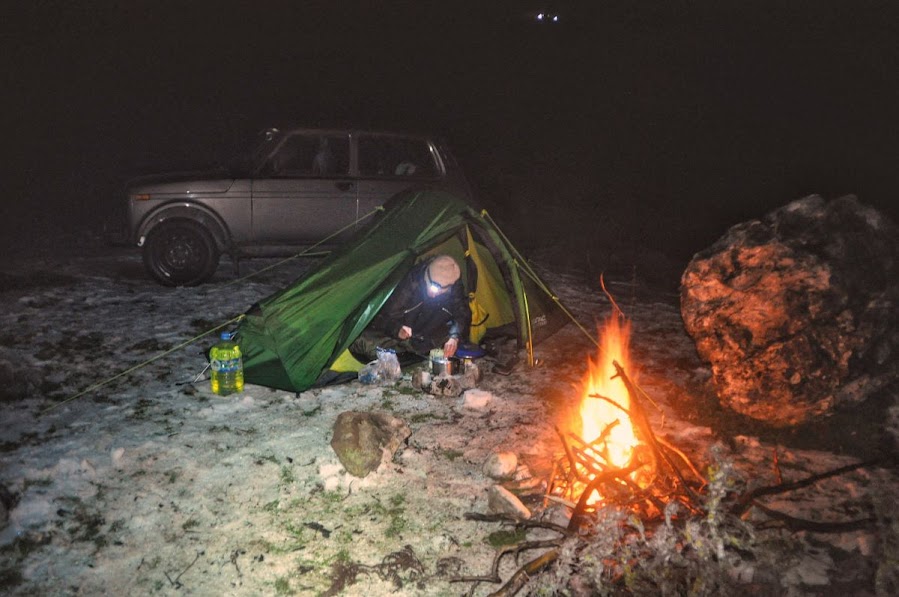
[{"left": 4, "top": 1, "right": 899, "bottom": 265}]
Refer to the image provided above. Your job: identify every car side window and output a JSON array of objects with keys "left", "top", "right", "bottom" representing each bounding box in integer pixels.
[
  {"left": 267, "top": 134, "right": 349, "bottom": 177},
  {"left": 357, "top": 135, "right": 439, "bottom": 179}
]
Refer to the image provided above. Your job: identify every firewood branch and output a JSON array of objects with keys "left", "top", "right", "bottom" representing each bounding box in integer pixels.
[
  {"left": 486, "top": 549, "right": 560, "bottom": 597},
  {"left": 555, "top": 425, "right": 589, "bottom": 483},
  {"left": 655, "top": 435, "right": 705, "bottom": 486},
  {"left": 612, "top": 360, "right": 701, "bottom": 502},
  {"left": 567, "top": 427, "right": 620, "bottom": 470},
  {"left": 462, "top": 512, "right": 574, "bottom": 536},
  {"left": 731, "top": 458, "right": 883, "bottom": 516},
  {"left": 589, "top": 392, "right": 630, "bottom": 416},
  {"left": 590, "top": 388, "right": 705, "bottom": 487},
  {"left": 568, "top": 463, "right": 643, "bottom": 532},
  {"left": 448, "top": 540, "right": 563, "bottom": 586},
  {"left": 750, "top": 500, "right": 876, "bottom": 533}
]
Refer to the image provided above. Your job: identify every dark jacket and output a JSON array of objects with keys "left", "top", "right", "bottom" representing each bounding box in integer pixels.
[{"left": 372, "top": 260, "right": 472, "bottom": 353}]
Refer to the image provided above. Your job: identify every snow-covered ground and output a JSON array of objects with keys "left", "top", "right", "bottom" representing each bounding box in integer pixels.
[{"left": 0, "top": 233, "right": 896, "bottom": 595}]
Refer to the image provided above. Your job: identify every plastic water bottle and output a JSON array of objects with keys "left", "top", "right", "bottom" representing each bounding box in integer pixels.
[
  {"left": 210, "top": 331, "right": 244, "bottom": 396},
  {"left": 376, "top": 347, "right": 402, "bottom": 382}
]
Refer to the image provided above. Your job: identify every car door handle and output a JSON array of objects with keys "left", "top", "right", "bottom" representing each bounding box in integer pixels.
[{"left": 336, "top": 181, "right": 354, "bottom": 192}]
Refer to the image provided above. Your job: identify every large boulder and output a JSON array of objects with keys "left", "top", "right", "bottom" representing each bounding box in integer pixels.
[{"left": 680, "top": 195, "right": 899, "bottom": 426}]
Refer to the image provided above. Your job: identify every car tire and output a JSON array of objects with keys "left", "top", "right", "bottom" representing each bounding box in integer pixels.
[{"left": 142, "top": 220, "right": 220, "bottom": 286}]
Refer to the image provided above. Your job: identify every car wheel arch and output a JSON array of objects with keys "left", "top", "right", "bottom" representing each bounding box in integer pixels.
[{"left": 138, "top": 203, "right": 231, "bottom": 252}]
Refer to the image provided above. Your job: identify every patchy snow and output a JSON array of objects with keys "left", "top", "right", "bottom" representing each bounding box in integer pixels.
[{"left": 0, "top": 233, "right": 896, "bottom": 595}]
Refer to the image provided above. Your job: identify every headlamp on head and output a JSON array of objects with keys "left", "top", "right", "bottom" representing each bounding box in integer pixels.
[
  {"left": 425, "top": 255, "right": 461, "bottom": 296},
  {"left": 426, "top": 268, "right": 453, "bottom": 294}
]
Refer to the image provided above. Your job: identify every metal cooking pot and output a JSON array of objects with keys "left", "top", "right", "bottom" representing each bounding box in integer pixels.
[{"left": 430, "top": 356, "right": 461, "bottom": 376}]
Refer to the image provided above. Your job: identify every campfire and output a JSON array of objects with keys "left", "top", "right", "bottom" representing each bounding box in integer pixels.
[
  {"left": 556, "top": 314, "right": 657, "bottom": 507},
  {"left": 444, "top": 307, "right": 883, "bottom": 596},
  {"left": 547, "top": 312, "right": 702, "bottom": 525}
]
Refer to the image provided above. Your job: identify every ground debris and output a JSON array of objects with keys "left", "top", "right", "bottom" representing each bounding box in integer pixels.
[{"left": 322, "top": 545, "right": 426, "bottom": 596}]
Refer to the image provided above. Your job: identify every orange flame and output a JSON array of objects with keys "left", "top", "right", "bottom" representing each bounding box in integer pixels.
[{"left": 575, "top": 314, "right": 640, "bottom": 503}]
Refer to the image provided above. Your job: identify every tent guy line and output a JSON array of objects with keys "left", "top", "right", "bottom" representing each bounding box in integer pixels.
[
  {"left": 39, "top": 207, "right": 388, "bottom": 415},
  {"left": 221, "top": 206, "right": 384, "bottom": 288},
  {"left": 40, "top": 314, "right": 247, "bottom": 415}
]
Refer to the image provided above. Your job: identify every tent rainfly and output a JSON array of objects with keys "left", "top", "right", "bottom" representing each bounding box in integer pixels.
[{"left": 237, "top": 188, "right": 569, "bottom": 392}]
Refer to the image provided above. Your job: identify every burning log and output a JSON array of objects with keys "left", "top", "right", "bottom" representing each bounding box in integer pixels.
[{"left": 567, "top": 462, "right": 645, "bottom": 532}]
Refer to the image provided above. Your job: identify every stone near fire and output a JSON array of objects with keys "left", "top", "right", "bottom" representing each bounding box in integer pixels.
[
  {"left": 487, "top": 484, "right": 531, "bottom": 520},
  {"left": 425, "top": 376, "right": 463, "bottom": 397},
  {"left": 462, "top": 389, "right": 492, "bottom": 410},
  {"left": 483, "top": 451, "right": 518, "bottom": 480},
  {"left": 681, "top": 195, "right": 899, "bottom": 426},
  {"left": 410, "top": 368, "right": 429, "bottom": 390},
  {"left": 330, "top": 411, "right": 411, "bottom": 478}
]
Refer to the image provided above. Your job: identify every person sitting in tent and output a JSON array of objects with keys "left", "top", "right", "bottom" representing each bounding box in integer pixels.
[{"left": 350, "top": 255, "right": 471, "bottom": 362}]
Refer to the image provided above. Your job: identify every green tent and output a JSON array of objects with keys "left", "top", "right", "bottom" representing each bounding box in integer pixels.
[{"left": 237, "top": 188, "right": 569, "bottom": 392}]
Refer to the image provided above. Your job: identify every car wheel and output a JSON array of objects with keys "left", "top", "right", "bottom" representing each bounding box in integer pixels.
[{"left": 142, "top": 220, "right": 220, "bottom": 286}]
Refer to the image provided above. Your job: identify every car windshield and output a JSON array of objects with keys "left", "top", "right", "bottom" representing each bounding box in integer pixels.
[{"left": 227, "top": 128, "right": 284, "bottom": 173}]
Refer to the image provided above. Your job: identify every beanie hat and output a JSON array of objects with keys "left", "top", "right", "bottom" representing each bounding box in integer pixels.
[{"left": 427, "top": 255, "right": 461, "bottom": 287}]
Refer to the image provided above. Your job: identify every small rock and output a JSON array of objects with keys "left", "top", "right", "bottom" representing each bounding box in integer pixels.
[
  {"left": 483, "top": 452, "right": 518, "bottom": 480},
  {"left": 507, "top": 476, "right": 544, "bottom": 492},
  {"left": 462, "top": 389, "right": 492, "bottom": 409},
  {"left": 80, "top": 459, "right": 96, "bottom": 478},
  {"left": 487, "top": 485, "right": 531, "bottom": 520},
  {"left": 543, "top": 504, "right": 572, "bottom": 528},
  {"left": 330, "top": 411, "right": 411, "bottom": 478},
  {"left": 111, "top": 447, "right": 125, "bottom": 469},
  {"left": 323, "top": 476, "right": 341, "bottom": 492},
  {"left": 425, "top": 376, "right": 463, "bottom": 397},
  {"left": 411, "top": 369, "right": 431, "bottom": 389}
]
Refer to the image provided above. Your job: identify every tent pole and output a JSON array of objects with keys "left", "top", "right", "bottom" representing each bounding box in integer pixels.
[
  {"left": 481, "top": 210, "right": 599, "bottom": 350},
  {"left": 518, "top": 261, "right": 536, "bottom": 367}
]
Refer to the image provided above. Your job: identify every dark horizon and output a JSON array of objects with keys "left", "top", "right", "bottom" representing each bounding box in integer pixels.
[{"left": 4, "top": 1, "right": 898, "bottom": 263}]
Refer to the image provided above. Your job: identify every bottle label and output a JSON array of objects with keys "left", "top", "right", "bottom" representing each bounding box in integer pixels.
[{"left": 211, "top": 357, "right": 241, "bottom": 373}]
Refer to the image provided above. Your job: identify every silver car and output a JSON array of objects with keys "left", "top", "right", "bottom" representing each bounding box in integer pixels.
[{"left": 126, "top": 127, "right": 474, "bottom": 285}]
